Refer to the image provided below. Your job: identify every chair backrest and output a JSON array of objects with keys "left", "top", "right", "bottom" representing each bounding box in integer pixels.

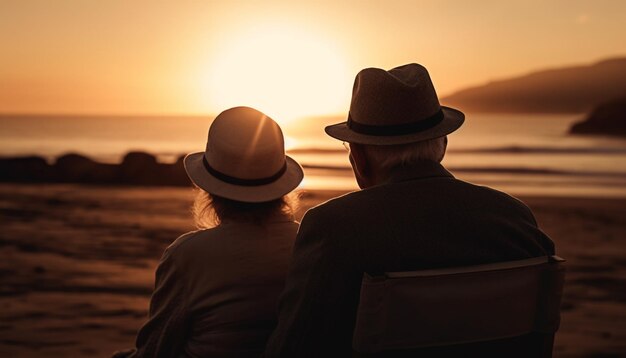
[{"left": 352, "top": 255, "right": 565, "bottom": 355}]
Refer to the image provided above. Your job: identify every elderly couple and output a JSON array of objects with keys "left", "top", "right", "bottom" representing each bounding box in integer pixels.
[{"left": 116, "top": 64, "right": 555, "bottom": 357}]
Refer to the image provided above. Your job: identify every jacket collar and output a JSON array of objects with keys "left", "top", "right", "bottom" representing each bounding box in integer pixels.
[
  {"left": 220, "top": 212, "right": 296, "bottom": 226},
  {"left": 385, "top": 160, "right": 454, "bottom": 185}
]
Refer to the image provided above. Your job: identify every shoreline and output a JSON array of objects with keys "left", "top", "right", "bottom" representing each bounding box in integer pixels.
[{"left": 1, "top": 183, "right": 625, "bottom": 357}]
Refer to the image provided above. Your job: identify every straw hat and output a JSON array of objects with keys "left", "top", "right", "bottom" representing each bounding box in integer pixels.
[
  {"left": 325, "top": 63, "right": 465, "bottom": 145},
  {"left": 184, "top": 106, "right": 303, "bottom": 202}
]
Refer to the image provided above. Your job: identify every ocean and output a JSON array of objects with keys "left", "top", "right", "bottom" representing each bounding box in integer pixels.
[{"left": 1, "top": 113, "right": 626, "bottom": 197}]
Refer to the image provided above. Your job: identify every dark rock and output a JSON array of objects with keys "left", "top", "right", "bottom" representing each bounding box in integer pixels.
[
  {"left": 0, "top": 152, "right": 193, "bottom": 186},
  {"left": 0, "top": 156, "right": 52, "bottom": 182},
  {"left": 54, "top": 153, "right": 98, "bottom": 182},
  {"left": 570, "top": 98, "right": 626, "bottom": 137},
  {"left": 119, "top": 152, "right": 160, "bottom": 185},
  {"left": 175, "top": 154, "right": 185, "bottom": 166},
  {"left": 160, "top": 155, "right": 192, "bottom": 186},
  {"left": 121, "top": 151, "right": 158, "bottom": 168}
]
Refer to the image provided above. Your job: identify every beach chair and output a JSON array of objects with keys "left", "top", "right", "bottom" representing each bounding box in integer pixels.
[{"left": 352, "top": 255, "right": 565, "bottom": 357}]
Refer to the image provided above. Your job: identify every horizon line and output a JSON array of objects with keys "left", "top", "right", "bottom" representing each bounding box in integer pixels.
[{"left": 0, "top": 111, "right": 349, "bottom": 119}]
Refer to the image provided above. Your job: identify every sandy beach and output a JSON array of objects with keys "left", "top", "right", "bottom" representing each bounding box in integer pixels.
[{"left": 1, "top": 183, "right": 625, "bottom": 357}]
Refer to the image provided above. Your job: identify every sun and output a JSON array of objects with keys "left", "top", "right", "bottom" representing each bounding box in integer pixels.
[{"left": 204, "top": 25, "right": 351, "bottom": 125}]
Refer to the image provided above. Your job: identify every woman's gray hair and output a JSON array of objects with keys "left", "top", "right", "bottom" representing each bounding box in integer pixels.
[
  {"left": 357, "top": 136, "right": 447, "bottom": 171},
  {"left": 192, "top": 188, "right": 298, "bottom": 228}
]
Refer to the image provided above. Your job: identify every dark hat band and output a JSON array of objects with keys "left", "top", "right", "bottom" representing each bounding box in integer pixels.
[
  {"left": 202, "top": 156, "right": 287, "bottom": 186},
  {"left": 347, "top": 108, "right": 444, "bottom": 136}
]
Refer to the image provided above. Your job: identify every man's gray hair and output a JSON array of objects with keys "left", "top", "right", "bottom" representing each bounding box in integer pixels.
[{"left": 357, "top": 136, "right": 447, "bottom": 171}]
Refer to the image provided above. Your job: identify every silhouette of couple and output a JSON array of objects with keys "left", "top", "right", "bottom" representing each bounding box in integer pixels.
[{"left": 114, "top": 64, "right": 555, "bottom": 357}]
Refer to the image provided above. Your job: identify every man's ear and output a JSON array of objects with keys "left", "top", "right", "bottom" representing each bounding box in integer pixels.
[
  {"left": 349, "top": 144, "right": 373, "bottom": 189},
  {"left": 439, "top": 136, "right": 448, "bottom": 162}
]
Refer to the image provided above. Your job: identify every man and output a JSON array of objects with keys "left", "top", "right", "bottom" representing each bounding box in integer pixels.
[{"left": 265, "top": 64, "right": 555, "bottom": 356}]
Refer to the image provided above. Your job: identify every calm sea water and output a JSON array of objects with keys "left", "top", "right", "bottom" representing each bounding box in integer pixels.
[{"left": 1, "top": 113, "right": 626, "bottom": 197}]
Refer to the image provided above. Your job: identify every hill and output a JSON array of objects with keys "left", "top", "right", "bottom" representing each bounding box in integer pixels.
[
  {"left": 441, "top": 58, "right": 626, "bottom": 113},
  {"left": 569, "top": 98, "right": 626, "bottom": 137}
]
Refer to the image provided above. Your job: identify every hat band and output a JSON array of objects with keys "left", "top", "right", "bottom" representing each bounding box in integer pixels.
[
  {"left": 347, "top": 109, "right": 444, "bottom": 136},
  {"left": 202, "top": 156, "right": 287, "bottom": 186}
]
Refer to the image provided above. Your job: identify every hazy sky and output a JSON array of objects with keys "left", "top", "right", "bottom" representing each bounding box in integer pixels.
[{"left": 1, "top": 0, "right": 625, "bottom": 118}]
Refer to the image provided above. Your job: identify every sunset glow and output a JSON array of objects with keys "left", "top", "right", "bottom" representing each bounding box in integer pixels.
[
  {"left": 0, "top": 1, "right": 625, "bottom": 116},
  {"left": 203, "top": 24, "right": 351, "bottom": 124}
]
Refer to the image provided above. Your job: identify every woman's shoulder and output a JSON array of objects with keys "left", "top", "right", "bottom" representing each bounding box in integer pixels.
[
  {"left": 163, "top": 228, "right": 218, "bottom": 258},
  {"left": 169, "top": 220, "right": 297, "bottom": 251}
]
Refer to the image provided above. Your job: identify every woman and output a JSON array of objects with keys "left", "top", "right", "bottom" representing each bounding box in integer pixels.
[{"left": 116, "top": 106, "right": 304, "bottom": 357}]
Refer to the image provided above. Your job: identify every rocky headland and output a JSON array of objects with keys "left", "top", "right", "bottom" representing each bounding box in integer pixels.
[{"left": 570, "top": 98, "right": 626, "bottom": 137}]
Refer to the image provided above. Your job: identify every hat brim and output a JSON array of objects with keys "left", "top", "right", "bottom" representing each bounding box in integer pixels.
[
  {"left": 324, "top": 106, "right": 465, "bottom": 145},
  {"left": 184, "top": 153, "right": 304, "bottom": 203}
]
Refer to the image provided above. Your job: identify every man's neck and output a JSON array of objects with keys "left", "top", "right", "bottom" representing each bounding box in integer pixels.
[{"left": 362, "top": 160, "right": 452, "bottom": 188}]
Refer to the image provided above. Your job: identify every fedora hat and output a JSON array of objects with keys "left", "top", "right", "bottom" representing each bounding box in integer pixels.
[
  {"left": 325, "top": 63, "right": 464, "bottom": 145},
  {"left": 184, "top": 106, "right": 303, "bottom": 203}
]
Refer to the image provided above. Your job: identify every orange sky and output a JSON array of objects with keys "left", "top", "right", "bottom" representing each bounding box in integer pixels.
[{"left": 1, "top": 0, "right": 625, "bottom": 119}]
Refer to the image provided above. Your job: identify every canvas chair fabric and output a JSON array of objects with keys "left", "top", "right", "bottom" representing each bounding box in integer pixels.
[{"left": 352, "top": 255, "right": 565, "bottom": 354}]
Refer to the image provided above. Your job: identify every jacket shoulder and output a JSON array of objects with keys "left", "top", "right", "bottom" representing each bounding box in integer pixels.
[
  {"left": 305, "top": 188, "right": 379, "bottom": 214},
  {"left": 299, "top": 189, "right": 388, "bottom": 240},
  {"left": 306, "top": 179, "right": 536, "bottom": 222},
  {"left": 465, "top": 182, "right": 537, "bottom": 219},
  {"left": 161, "top": 228, "right": 215, "bottom": 260}
]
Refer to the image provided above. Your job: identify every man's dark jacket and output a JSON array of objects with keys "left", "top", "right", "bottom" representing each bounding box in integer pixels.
[{"left": 264, "top": 161, "right": 555, "bottom": 357}]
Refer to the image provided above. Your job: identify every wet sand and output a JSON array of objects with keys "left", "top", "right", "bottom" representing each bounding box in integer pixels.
[{"left": 0, "top": 184, "right": 625, "bottom": 357}]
